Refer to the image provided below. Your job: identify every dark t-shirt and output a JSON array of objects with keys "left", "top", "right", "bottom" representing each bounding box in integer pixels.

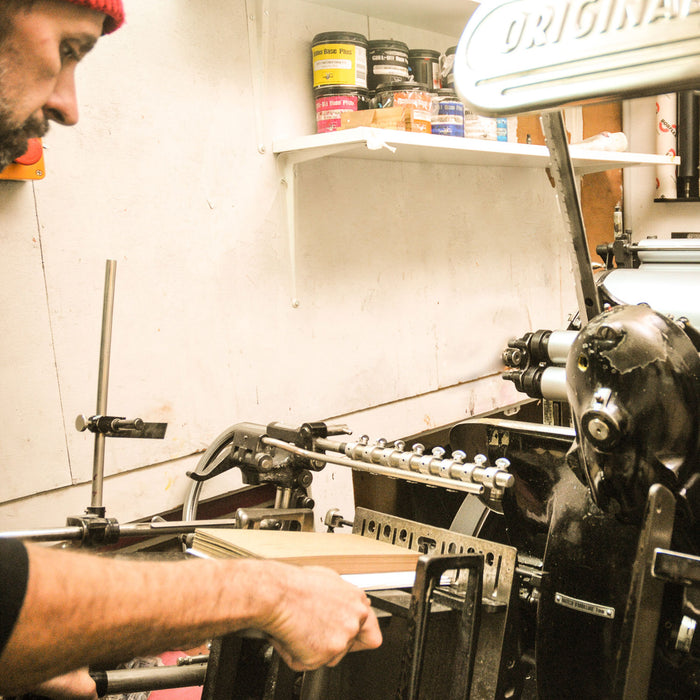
[{"left": 0, "top": 539, "right": 28, "bottom": 658}]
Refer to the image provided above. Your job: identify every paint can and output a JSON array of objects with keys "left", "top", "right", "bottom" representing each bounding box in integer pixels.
[
  {"left": 408, "top": 49, "right": 441, "bottom": 91},
  {"left": 315, "top": 86, "right": 369, "bottom": 133},
  {"left": 442, "top": 46, "right": 457, "bottom": 89},
  {"left": 431, "top": 89, "right": 464, "bottom": 137},
  {"left": 367, "top": 40, "right": 410, "bottom": 91},
  {"left": 312, "top": 32, "right": 368, "bottom": 91},
  {"left": 375, "top": 82, "right": 433, "bottom": 133}
]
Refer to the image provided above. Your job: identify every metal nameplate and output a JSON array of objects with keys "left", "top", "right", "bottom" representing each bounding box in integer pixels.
[
  {"left": 454, "top": 0, "right": 700, "bottom": 115},
  {"left": 555, "top": 592, "right": 615, "bottom": 619}
]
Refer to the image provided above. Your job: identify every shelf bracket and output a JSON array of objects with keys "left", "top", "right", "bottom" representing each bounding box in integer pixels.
[
  {"left": 541, "top": 110, "right": 602, "bottom": 325},
  {"left": 277, "top": 135, "right": 391, "bottom": 308}
]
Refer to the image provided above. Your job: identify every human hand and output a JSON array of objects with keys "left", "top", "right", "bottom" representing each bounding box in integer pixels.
[
  {"left": 258, "top": 562, "right": 382, "bottom": 671},
  {"left": 29, "top": 668, "right": 98, "bottom": 700}
]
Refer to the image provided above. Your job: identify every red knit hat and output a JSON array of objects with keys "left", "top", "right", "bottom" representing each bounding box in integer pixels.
[{"left": 64, "top": 0, "right": 125, "bottom": 34}]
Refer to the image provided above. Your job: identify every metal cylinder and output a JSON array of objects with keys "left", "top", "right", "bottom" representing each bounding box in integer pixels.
[
  {"left": 546, "top": 330, "right": 577, "bottom": 366},
  {"left": 677, "top": 90, "right": 699, "bottom": 198},
  {"left": 91, "top": 260, "right": 117, "bottom": 511},
  {"left": 539, "top": 366, "right": 569, "bottom": 401},
  {"left": 91, "top": 663, "right": 207, "bottom": 696}
]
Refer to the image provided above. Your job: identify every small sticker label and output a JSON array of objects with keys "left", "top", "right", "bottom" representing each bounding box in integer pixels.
[{"left": 555, "top": 592, "right": 615, "bottom": 619}]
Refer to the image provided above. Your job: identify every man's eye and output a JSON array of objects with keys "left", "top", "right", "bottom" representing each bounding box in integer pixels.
[{"left": 60, "top": 43, "right": 79, "bottom": 62}]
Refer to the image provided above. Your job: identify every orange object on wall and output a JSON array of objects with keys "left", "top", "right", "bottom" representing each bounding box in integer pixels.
[{"left": 0, "top": 138, "right": 45, "bottom": 181}]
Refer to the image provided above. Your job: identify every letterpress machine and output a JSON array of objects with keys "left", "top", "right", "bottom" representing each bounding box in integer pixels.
[
  {"left": 190, "top": 2, "right": 700, "bottom": 697},
  {"left": 3, "top": 1, "right": 700, "bottom": 698}
]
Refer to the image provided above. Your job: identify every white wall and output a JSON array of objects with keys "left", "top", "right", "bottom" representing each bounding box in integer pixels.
[{"left": 0, "top": 0, "right": 577, "bottom": 531}]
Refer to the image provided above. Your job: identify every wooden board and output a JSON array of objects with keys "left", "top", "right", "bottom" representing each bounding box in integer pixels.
[{"left": 192, "top": 528, "right": 420, "bottom": 575}]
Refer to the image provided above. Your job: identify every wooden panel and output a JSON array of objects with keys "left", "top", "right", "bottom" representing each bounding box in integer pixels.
[
  {"left": 516, "top": 105, "right": 623, "bottom": 262},
  {"left": 581, "top": 103, "right": 624, "bottom": 260},
  {"left": 192, "top": 529, "right": 420, "bottom": 574}
]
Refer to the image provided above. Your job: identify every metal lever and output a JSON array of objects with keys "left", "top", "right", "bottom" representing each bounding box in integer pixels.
[{"left": 540, "top": 111, "right": 601, "bottom": 325}]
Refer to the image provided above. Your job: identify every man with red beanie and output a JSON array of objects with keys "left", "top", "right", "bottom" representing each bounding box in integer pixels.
[
  {"left": 0, "top": 0, "right": 124, "bottom": 170},
  {"left": 0, "top": 2, "right": 382, "bottom": 698}
]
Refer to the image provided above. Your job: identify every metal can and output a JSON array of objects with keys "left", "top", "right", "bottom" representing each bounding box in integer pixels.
[
  {"left": 375, "top": 81, "right": 433, "bottom": 133},
  {"left": 408, "top": 49, "right": 441, "bottom": 91},
  {"left": 442, "top": 46, "right": 457, "bottom": 90},
  {"left": 367, "top": 40, "right": 410, "bottom": 91},
  {"left": 312, "top": 32, "right": 368, "bottom": 91},
  {"left": 431, "top": 89, "right": 465, "bottom": 137},
  {"left": 315, "top": 86, "right": 369, "bottom": 133}
]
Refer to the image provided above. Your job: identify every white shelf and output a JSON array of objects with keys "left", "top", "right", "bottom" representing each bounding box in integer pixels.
[
  {"left": 273, "top": 127, "right": 679, "bottom": 175},
  {"left": 306, "top": 0, "right": 479, "bottom": 38}
]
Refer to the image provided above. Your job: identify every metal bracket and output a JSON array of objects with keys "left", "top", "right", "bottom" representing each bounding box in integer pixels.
[
  {"left": 396, "top": 553, "right": 484, "bottom": 700},
  {"left": 613, "top": 483, "right": 676, "bottom": 700},
  {"left": 75, "top": 414, "right": 167, "bottom": 439},
  {"left": 354, "top": 507, "right": 519, "bottom": 699},
  {"left": 234, "top": 507, "right": 314, "bottom": 531}
]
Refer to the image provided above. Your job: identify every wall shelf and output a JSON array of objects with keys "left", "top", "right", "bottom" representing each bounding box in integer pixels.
[
  {"left": 274, "top": 127, "right": 679, "bottom": 175},
  {"left": 306, "top": 0, "right": 479, "bottom": 37},
  {"left": 274, "top": 127, "right": 678, "bottom": 307}
]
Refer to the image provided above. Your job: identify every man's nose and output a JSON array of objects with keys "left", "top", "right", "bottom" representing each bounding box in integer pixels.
[{"left": 43, "top": 67, "right": 79, "bottom": 126}]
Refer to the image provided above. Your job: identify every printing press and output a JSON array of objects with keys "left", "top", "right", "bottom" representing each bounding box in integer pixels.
[{"left": 3, "top": 1, "right": 700, "bottom": 698}]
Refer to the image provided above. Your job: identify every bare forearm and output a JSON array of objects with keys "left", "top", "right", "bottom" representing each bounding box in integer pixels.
[
  {"left": 0, "top": 544, "right": 274, "bottom": 693},
  {"left": 0, "top": 542, "right": 381, "bottom": 694}
]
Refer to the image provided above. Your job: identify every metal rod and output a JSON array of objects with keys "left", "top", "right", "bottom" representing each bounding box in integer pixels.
[
  {"left": 0, "top": 527, "right": 84, "bottom": 542},
  {"left": 540, "top": 111, "right": 601, "bottom": 324},
  {"left": 91, "top": 663, "right": 207, "bottom": 696},
  {"left": 91, "top": 260, "right": 117, "bottom": 511},
  {"left": 0, "top": 519, "right": 241, "bottom": 544},
  {"left": 261, "top": 437, "right": 484, "bottom": 495}
]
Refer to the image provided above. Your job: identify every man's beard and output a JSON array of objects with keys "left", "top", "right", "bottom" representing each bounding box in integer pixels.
[{"left": 0, "top": 103, "right": 48, "bottom": 171}]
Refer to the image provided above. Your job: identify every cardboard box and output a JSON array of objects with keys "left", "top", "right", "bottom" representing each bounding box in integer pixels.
[
  {"left": 341, "top": 106, "right": 408, "bottom": 131},
  {"left": 340, "top": 106, "right": 432, "bottom": 133}
]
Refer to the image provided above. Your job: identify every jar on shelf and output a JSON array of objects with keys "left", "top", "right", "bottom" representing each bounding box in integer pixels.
[
  {"left": 408, "top": 49, "right": 441, "bottom": 91},
  {"left": 315, "top": 86, "right": 369, "bottom": 133},
  {"left": 431, "top": 89, "right": 465, "bottom": 137},
  {"left": 375, "top": 81, "right": 433, "bottom": 133},
  {"left": 367, "top": 39, "right": 410, "bottom": 91},
  {"left": 312, "top": 32, "right": 368, "bottom": 91}
]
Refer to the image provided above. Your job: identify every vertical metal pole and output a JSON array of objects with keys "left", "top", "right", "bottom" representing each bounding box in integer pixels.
[
  {"left": 90, "top": 260, "right": 117, "bottom": 514},
  {"left": 540, "top": 111, "right": 602, "bottom": 324}
]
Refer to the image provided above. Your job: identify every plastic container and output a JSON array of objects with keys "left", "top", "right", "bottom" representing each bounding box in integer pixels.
[
  {"left": 315, "top": 86, "right": 369, "bottom": 133},
  {"left": 408, "top": 49, "right": 441, "bottom": 91},
  {"left": 442, "top": 46, "right": 457, "bottom": 89},
  {"left": 375, "top": 81, "right": 433, "bottom": 133},
  {"left": 367, "top": 40, "right": 410, "bottom": 91},
  {"left": 431, "top": 89, "right": 464, "bottom": 137},
  {"left": 312, "top": 32, "right": 368, "bottom": 90}
]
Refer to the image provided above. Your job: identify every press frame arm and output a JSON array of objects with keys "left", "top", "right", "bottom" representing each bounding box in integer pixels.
[{"left": 540, "top": 111, "right": 601, "bottom": 325}]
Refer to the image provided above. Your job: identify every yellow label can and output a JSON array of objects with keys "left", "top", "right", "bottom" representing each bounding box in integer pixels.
[{"left": 312, "top": 32, "right": 368, "bottom": 90}]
